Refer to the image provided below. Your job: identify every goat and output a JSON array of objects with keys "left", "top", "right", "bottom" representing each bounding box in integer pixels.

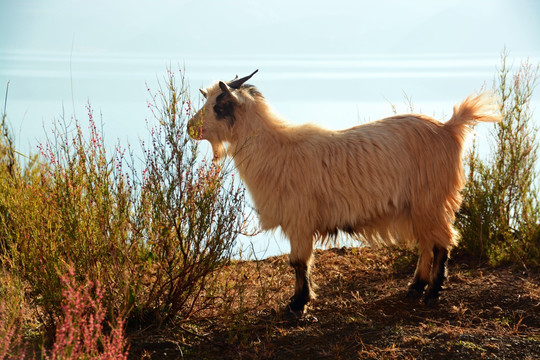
[{"left": 187, "top": 70, "right": 501, "bottom": 314}]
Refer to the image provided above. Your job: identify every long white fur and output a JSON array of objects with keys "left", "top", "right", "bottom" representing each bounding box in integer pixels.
[{"left": 188, "top": 82, "right": 501, "bottom": 300}]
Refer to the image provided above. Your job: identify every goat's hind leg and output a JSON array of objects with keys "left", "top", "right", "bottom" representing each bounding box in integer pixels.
[
  {"left": 423, "top": 245, "right": 449, "bottom": 306},
  {"left": 407, "top": 246, "right": 432, "bottom": 299}
]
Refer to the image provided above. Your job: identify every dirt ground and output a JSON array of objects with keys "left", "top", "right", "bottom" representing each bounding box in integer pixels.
[{"left": 128, "top": 247, "right": 540, "bottom": 360}]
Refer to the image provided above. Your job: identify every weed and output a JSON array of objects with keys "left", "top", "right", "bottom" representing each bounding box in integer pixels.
[
  {"left": 0, "top": 270, "right": 26, "bottom": 360},
  {"left": 454, "top": 339, "right": 486, "bottom": 352},
  {"left": 46, "top": 266, "right": 128, "bottom": 360}
]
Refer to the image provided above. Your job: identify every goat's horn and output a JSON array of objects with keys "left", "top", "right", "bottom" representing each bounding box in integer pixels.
[{"left": 227, "top": 69, "right": 259, "bottom": 89}]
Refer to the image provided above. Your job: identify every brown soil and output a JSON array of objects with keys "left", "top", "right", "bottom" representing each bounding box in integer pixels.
[{"left": 128, "top": 247, "right": 540, "bottom": 360}]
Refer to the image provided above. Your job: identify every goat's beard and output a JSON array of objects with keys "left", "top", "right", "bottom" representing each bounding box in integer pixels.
[{"left": 210, "top": 141, "right": 227, "bottom": 163}]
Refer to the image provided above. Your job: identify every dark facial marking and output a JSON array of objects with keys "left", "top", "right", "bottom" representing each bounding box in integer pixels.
[{"left": 213, "top": 93, "right": 236, "bottom": 125}]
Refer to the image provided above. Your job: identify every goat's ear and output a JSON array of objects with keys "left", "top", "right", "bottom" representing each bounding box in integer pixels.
[
  {"left": 200, "top": 89, "right": 208, "bottom": 99},
  {"left": 219, "top": 81, "right": 231, "bottom": 95},
  {"left": 219, "top": 81, "right": 239, "bottom": 103}
]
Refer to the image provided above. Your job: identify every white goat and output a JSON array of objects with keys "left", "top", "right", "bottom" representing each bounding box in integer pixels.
[{"left": 188, "top": 70, "right": 501, "bottom": 314}]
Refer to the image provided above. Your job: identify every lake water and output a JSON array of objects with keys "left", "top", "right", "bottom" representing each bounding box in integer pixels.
[{"left": 1, "top": 50, "right": 539, "bottom": 258}]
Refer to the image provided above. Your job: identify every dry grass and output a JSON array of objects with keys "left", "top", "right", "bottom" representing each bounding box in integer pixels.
[{"left": 127, "top": 247, "right": 540, "bottom": 359}]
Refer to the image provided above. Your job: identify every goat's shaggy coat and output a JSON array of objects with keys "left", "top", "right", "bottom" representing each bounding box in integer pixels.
[{"left": 188, "top": 72, "right": 501, "bottom": 313}]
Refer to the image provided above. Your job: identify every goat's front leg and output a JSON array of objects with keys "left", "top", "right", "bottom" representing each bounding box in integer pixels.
[{"left": 288, "top": 235, "right": 315, "bottom": 315}]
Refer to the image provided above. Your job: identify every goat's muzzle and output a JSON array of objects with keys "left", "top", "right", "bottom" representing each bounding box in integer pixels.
[{"left": 187, "top": 113, "right": 203, "bottom": 140}]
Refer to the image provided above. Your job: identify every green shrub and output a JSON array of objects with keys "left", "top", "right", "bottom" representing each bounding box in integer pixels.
[
  {"left": 128, "top": 69, "right": 247, "bottom": 325},
  {"left": 1, "top": 105, "right": 135, "bottom": 327},
  {"left": 456, "top": 51, "right": 540, "bottom": 266},
  {"left": 0, "top": 68, "right": 247, "bottom": 341}
]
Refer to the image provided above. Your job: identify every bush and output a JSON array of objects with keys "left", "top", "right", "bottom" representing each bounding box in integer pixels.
[
  {"left": 0, "top": 68, "right": 248, "bottom": 345},
  {"left": 456, "top": 51, "right": 540, "bottom": 266},
  {"left": 129, "top": 69, "right": 247, "bottom": 325},
  {"left": 1, "top": 105, "right": 136, "bottom": 328}
]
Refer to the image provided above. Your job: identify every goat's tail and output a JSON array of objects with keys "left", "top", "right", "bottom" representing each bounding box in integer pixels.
[{"left": 445, "top": 93, "right": 502, "bottom": 140}]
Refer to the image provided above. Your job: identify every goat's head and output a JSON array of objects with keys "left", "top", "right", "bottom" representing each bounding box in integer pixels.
[{"left": 188, "top": 70, "right": 259, "bottom": 161}]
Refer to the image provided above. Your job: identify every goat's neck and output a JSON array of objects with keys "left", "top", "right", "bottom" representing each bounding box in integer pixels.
[{"left": 229, "top": 107, "right": 288, "bottom": 179}]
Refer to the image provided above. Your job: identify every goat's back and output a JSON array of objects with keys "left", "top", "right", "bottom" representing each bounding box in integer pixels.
[
  {"left": 243, "top": 116, "right": 463, "bottom": 245},
  {"left": 235, "top": 93, "right": 499, "bottom": 249},
  {"left": 301, "top": 115, "right": 461, "bottom": 245}
]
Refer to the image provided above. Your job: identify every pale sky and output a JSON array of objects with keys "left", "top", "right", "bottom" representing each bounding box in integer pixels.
[
  {"left": 2, "top": 0, "right": 539, "bottom": 56},
  {"left": 1, "top": 0, "right": 540, "bottom": 159}
]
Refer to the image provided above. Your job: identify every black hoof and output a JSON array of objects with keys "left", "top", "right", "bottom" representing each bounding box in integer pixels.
[
  {"left": 287, "top": 299, "right": 306, "bottom": 316},
  {"left": 406, "top": 287, "right": 424, "bottom": 299},
  {"left": 406, "top": 281, "right": 427, "bottom": 299},
  {"left": 422, "top": 296, "right": 439, "bottom": 307},
  {"left": 287, "top": 288, "right": 310, "bottom": 316},
  {"left": 284, "top": 308, "right": 303, "bottom": 320},
  {"left": 422, "top": 288, "right": 442, "bottom": 307}
]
